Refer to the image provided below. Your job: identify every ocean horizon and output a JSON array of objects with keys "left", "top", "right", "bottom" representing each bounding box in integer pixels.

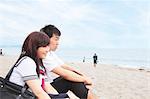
[{"left": 0, "top": 45, "right": 150, "bottom": 69}]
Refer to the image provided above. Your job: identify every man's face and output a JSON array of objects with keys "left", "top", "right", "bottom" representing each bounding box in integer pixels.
[{"left": 49, "top": 34, "right": 60, "bottom": 51}]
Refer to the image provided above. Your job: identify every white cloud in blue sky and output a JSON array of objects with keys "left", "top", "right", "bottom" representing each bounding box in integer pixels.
[{"left": 0, "top": 0, "right": 149, "bottom": 49}]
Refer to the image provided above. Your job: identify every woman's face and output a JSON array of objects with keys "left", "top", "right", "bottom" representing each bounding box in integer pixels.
[{"left": 37, "top": 45, "right": 49, "bottom": 59}]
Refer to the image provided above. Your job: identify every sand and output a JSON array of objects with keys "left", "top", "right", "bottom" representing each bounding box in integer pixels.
[
  {"left": 0, "top": 55, "right": 19, "bottom": 77},
  {"left": 0, "top": 55, "right": 150, "bottom": 99}
]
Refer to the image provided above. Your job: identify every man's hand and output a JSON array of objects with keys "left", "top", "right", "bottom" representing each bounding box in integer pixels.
[
  {"left": 86, "top": 84, "right": 93, "bottom": 90},
  {"left": 84, "top": 76, "right": 93, "bottom": 89},
  {"left": 84, "top": 76, "right": 92, "bottom": 85}
]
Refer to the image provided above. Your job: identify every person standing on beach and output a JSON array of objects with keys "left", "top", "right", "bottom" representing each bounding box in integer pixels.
[
  {"left": 40, "top": 24, "right": 97, "bottom": 99},
  {"left": 93, "top": 53, "right": 98, "bottom": 67},
  {"left": 83, "top": 56, "right": 85, "bottom": 62},
  {"left": 0, "top": 49, "right": 3, "bottom": 55}
]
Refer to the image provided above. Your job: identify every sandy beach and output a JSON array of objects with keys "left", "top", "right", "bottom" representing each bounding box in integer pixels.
[{"left": 0, "top": 55, "right": 150, "bottom": 99}]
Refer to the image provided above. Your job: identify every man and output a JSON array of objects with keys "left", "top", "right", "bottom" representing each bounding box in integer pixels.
[
  {"left": 40, "top": 25, "right": 97, "bottom": 99},
  {"left": 93, "top": 53, "right": 98, "bottom": 67},
  {"left": 0, "top": 49, "right": 3, "bottom": 55}
]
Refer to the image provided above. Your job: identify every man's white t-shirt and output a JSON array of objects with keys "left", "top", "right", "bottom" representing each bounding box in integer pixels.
[
  {"left": 43, "top": 51, "right": 64, "bottom": 82},
  {"left": 9, "top": 56, "right": 49, "bottom": 86}
]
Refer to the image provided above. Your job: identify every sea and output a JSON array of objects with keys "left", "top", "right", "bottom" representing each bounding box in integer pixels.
[{"left": 1, "top": 45, "right": 150, "bottom": 69}]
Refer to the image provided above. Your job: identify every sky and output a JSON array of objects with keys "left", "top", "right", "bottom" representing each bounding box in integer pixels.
[{"left": 0, "top": 0, "right": 150, "bottom": 50}]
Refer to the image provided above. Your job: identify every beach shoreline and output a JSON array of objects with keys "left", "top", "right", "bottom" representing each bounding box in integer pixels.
[{"left": 0, "top": 55, "right": 150, "bottom": 99}]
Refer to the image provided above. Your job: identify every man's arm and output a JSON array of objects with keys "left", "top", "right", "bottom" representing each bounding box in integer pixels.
[
  {"left": 61, "top": 64, "right": 84, "bottom": 76},
  {"left": 51, "top": 66, "right": 92, "bottom": 85}
]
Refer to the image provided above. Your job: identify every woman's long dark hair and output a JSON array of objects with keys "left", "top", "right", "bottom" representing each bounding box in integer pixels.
[{"left": 15, "top": 31, "right": 49, "bottom": 76}]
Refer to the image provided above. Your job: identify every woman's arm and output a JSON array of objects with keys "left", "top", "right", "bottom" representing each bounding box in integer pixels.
[
  {"left": 26, "top": 79, "right": 51, "bottom": 99},
  {"left": 44, "top": 82, "right": 58, "bottom": 94}
]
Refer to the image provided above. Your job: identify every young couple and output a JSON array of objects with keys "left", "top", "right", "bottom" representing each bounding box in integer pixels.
[{"left": 9, "top": 25, "right": 97, "bottom": 99}]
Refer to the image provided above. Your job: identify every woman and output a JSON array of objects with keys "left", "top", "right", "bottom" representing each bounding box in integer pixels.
[{"left": 9, "top": 32, "right": 58, "bottom": 99}]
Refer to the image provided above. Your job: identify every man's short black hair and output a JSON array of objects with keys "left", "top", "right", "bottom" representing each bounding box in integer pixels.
[{"left": 40, "top": 24, "right": 61, "bottom": 38}]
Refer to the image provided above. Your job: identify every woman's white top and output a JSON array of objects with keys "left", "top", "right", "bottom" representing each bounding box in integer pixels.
[{"left": 9, "top": 56, "right": 49, "bottom": 86}]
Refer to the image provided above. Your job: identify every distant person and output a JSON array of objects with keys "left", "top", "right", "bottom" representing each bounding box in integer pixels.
[
  {"left": 40, "top": 24, "right": 98, "bottom": 99},
  {"left": 0, "top": 49, "right": 3, "bottom": 55},
  {"left": 93, "top": 53, "right": 98, "bottom": 67},
  {"left": 83, "top": 56, "right": 85, "bottom": 62}
]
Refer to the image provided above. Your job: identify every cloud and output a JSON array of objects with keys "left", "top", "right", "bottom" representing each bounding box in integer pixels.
[{"left": 0, "top": 0, "right": 149, "bottom": 49}]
